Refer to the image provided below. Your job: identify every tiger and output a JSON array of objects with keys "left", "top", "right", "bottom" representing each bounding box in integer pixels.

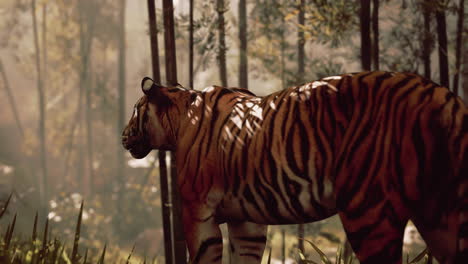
[{"left": 122, "top": 71, "right": 468, "bottom": 264}]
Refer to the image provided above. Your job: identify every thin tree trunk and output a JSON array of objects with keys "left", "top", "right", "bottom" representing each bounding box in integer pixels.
[
  {"left": 422, "top": 0, "right": 432, "bottom": 78},
  {"left": 239, "top": 0, "right": 248, "bottom": 89},
  {"left": 463, "top": 63, "right": 468, "bottom": 102},
  {"left": 80, "top": 0, "right": 97, "bottom": 196},
  {"left": 189, "top": 0, "right": 194, "bottom": 89},
  {"left": 78, "top": 0, "right": 86, "bottom": 195},
  {"left": 280, "top": 0, "right": 286, "bottom": 89},
  {"left": 281, "top": 228, "right": 286, "bottom": 264},
  {"left": 453, "top": 0, "right": 465, "bottom": 95},
  {"left": 85, "top": 2, "right": 97, "bottom": 196},
  {"left": 41, "top": 4, "right": 47, "bottom": 100},
  {"left": 360, "top": 0, "right": 371, "bottom": 71},
  {"left": 162, "top": 0, "right": 178, "bottom": 86},
  {"left": 217, "top": 0, "right": 228, "bottom": 87},
  {"left": 297, "top": 0, "right": 305, "bottom": 254},
  {"left": 147, "top": 1, "right": 173, "bottom": 263},
  {"left": 162, "top": 0, "right": 187, "bottom": 263},
  {"left": 85, "top": 65, "right": 94, "bottom": 195},
  {"left": 463, "top": 18, "right": 468, "bottom": 103},
  {"left": 0, "top": 59, "right": 24, "bottom": 137},
  {"left": 435, "top": 1, "right": 449, "bottom": 87},
  {"left": 297, "top": 0, "right": 305, "bottom": 84},
  {"left": 31, "top": 0, "right": 48, "bottom": 210},
  {"left": 372, "top": 0, "right": 379, "bottom": 70},
  {"left": 41, "top": 4, "right": 49, "bottom": 194},
  {"left": 117, "top": 0, "right": 126, "bottom": 232},
  {"left": 62, "top": 88, "right": 83, "bottom": 187}
]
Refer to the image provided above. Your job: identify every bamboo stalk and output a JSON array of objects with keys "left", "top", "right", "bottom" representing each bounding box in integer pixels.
[{"left": 147, "top": 1, "right": 174, "bottom": 262}]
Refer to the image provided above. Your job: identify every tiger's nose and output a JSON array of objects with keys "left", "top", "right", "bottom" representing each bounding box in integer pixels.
[{"left": 122, "top": 135, "right": 133, "bottom": 150}]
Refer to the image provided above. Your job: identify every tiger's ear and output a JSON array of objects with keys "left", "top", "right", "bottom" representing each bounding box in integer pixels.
[{"left": 141, "top": 77, "right": 163, "bottom": 96}]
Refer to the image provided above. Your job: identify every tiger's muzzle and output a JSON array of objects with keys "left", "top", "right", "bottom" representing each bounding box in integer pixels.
[{"left": 121, "top": 131, "right": 152, "bottom": 159}]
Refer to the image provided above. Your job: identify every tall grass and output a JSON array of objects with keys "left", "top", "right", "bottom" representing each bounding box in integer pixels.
[
  {"left": 0, "top": 195, "right": 125, "bottom": 264},
  {"left": 1, "top": 193, "right": 434, "bottom": 264},
  {"left": 290, "top": 238, "right": 432, "bottom": 264}
]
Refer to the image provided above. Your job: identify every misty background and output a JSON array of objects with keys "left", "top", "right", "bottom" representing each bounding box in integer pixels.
[{"left": 0, "top": 0, "right": 466, "bottom": 263}]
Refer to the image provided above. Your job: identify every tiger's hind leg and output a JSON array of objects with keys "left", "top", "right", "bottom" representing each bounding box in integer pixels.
[
  {"left": 338, "top": 200, "right": 408, "bottom": 264},
  {"left": 227, "top": 221, "right": 268, "bottom": 264},
  {"left": 410, "top": 180, "right": 468, "bottom": 264}
]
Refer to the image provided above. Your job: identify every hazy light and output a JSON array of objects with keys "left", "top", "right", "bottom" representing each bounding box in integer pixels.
[{"left": 127, "top": 153, "right": 155, "bottom": 168}]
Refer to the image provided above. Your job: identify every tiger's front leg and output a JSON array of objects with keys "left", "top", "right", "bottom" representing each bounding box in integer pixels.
[
  {"left": 227, "top": 221, "right": 268, "bottom": 264},
  {"left": 183, "top": 205, "right": 223, "bottom": 264}
]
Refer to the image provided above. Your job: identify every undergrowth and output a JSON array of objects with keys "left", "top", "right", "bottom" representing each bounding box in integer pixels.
[
  {"left": 0, "top": 193, "right": 144, "bottom": 264},
  {"left": 1, "top": 193, "right": 434, "bottom": 264}
]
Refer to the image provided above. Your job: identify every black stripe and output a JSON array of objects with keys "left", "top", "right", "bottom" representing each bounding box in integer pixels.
[
  {"left": 286, "top": 123, "right": 302, "bottom": 177},
  {"left": 240, "top": 199, "right": 252, "bottom": 220},
  {"left": 243, "top": 186, "right": 268, "bottom": 220},
  {"left": 204, "top": 89, "right": 234, "bottom": 156},
  {"left": 253, "top": 168, "right": 287, "bottom": 222},
  {"left": 281, "top": 173, "right": 306, "bottom": 219},
  {"left": 193, "top": 237, "right": 223, "bottom": 264},
  {"left": 239, "top": 253, "right": 262, "bottom": 260},
  {"left": 235, "top": 236, "right": 267, "bottom": 243}
]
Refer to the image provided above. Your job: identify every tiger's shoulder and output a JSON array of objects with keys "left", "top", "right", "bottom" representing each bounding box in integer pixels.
[{"left": 199, "top": 85, "right": 256, "bottom": 97}]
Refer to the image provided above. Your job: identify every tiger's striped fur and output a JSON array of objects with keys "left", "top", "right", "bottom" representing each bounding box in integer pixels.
[{"left": 122, "top": 71, "right": 468, "bottom": 264}]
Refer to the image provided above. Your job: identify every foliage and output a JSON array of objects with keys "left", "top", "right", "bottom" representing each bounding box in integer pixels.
[
  {"left": 177, "top": 0, "right": 233, "bottom": 76},
  {"left": 0, "top": 194, "right": 156, "bottom": 264},
  {"left": 300, "top": 0, "right": 358, "bottom": 47},
  {"left": 249, "top": 0, "right": 353, "bottom": 87},
  {"left": 0, "top": 0, "right": 465, "bottom": 263},
  {"left": 379, "top": 1, "right": 431, "bottom": 72},
  {"left": 46, "top": 170, "right": 162, "bottom": 248},
  {"left": 295, "top": 238, "right": 431, "bottom": 264}
]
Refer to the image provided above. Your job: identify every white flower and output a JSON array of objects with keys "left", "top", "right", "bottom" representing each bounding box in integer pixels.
[
  {"left": 47, "top": 212, "right": 56, "bottom": 219},
  {"left": 82, "top": 211, "right": 89, "bottom": 221},
  {"left": 70, "top": 193, "right": 82, "bottom": 202},
  {"left": 49, "top": 200, "right": 57, "bottom": 209}
]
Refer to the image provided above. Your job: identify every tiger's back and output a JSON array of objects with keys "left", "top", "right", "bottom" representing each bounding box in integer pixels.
[
  {"left": 123, "top": 71, "right": 468, "bottom": 263},
  {"left": 329, "top": 72, "right": 468, "bottom": 263}
]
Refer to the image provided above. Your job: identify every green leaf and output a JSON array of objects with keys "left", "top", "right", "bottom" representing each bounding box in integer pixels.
[{"left": 300, "top": 238, "right": 332, "bottom": 264}]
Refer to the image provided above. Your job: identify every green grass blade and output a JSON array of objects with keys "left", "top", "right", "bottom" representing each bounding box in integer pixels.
[
  {"left": 6, "top": 213, "right": 17, "bottom": 250},
  {"left": 300, "top": 238, "right": 332, "bottom": 264},
  {"left": 59, "top": 244, "right": 67, "bottom": 264},
  {"left": 336, "top": 246, "right": 342, "bottom": 264},
  {"left": 409, "top": 248, "right": 428, "bottom": 264},
  {"left": 51, "top": 238, "right": 60, "bottom": 263},
  {"left": 32, "top": 211, "right": 38, "bottom": 242},
  {"left": 98, "top": 244, "right": 107, "bottom": 264},
  {"left": 71, "top": 200, "right": 84, "bottom": 262},
  {"left": 126, "top": 244, "right": 135, "bottom": 264},
  {"left": 82, "top": 248, "right": 88, "bottom": 264},
  {"left": 267, "top": 246, "right": 272, "bottom": 264},
  {"left": 3, "top": 222, "right": 11, "bottom": 244},
  {"left": 41, "top": 218, "right": 49, "bottom": 259},
  {"left": 0, "top": 192, "right": 12, "bottom": 219},
  {"left": 298, "top": 251, "right": 321, "bottom": 264}
]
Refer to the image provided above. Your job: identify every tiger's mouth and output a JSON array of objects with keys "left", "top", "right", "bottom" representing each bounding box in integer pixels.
[{"left": 122, "top": 135, "right": 152, "bottom": 159}]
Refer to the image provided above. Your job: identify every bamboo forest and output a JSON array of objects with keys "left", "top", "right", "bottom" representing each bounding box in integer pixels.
[{"left": 0, "top": 0, "right": 467, "bottom": 263}]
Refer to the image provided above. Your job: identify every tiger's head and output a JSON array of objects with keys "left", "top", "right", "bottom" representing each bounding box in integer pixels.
[{"left": 122, "top": 77, "right": 184, "bottom": 159}]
